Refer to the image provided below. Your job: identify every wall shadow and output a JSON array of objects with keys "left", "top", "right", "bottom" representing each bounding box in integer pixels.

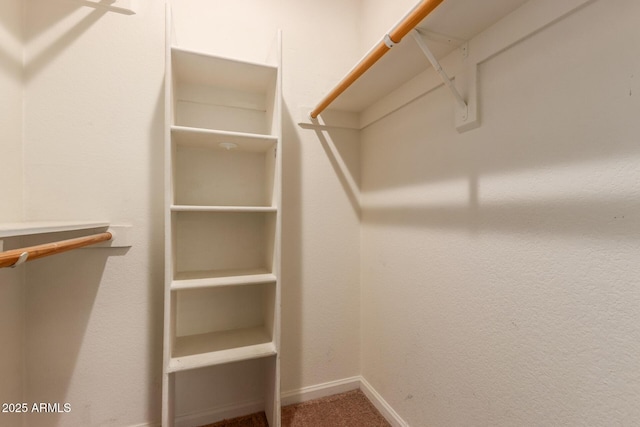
[
  {"left": 0, "top": 1, "right": 22, "bottom": 81},
  {"left": 279, "top": 102, "right": 304, "bottom": 393},
  {"left": 22, "top": 243, "right": 111, "bottom": 427},
  {"left": 311, "top": 126, "right": 362, "bottom": 219},
  {"left": 23, "top": 0, "right": 139, "bottom": 83},
  {"left": 25, "top": 0, "right": 133, "bottom": 42},
  {"left": 25, "top": 5, "right": 107, "bottom": 82},
  {"left": 0, "top": 45, "right": 20, "bottom": 84},
  {"left": 146, "top": 83, "right": 166, "bottom": 421},
  {"left": 357, "top": 34, "right": 640, "bottom": 242},
  {"left": 363, "top": 196, "right": 640, "bottom": 241}
]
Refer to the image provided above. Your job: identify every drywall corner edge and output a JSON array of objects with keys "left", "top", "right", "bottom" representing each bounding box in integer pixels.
[
  {"left": 360, "top": 377, "right": 410, "bottom": 427},
  {"left": 281, "top": 376, "right": 409, "bottom": 427}
]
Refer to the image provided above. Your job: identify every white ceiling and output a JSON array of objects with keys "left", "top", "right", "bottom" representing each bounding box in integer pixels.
[{"left": 329, "top": 0, "right": 530, "bottom": 112}]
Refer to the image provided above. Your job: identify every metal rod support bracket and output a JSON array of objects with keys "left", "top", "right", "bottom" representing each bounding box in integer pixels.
[
  {"left": 12, "top": 252, "right": 28, "bottom": 268},
  {"left": 411, "top": 29, "right": 468, "bottom": 120},
  {"left": 383, "top": 34, "right": 397, "bottom": 48}
]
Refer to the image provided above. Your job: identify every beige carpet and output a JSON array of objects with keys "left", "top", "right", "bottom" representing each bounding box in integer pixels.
[{"left": 202, "top": 389, "right": 391, "bottom": 427}]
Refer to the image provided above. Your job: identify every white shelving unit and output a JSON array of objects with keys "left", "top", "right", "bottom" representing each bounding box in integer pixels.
[{"left": 163, "top": 10, "right": 282, "bottom": 427}]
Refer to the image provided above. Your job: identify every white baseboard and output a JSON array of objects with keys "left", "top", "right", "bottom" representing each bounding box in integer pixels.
[
  {"left": 129, "top": 375, "right": 407, "bottom": 427},
  {"left": 280, "top": 376, "right": 361, "bottom": 406},
  {"left": 359, "top": 377, "right": 409, "bottom": 427}
]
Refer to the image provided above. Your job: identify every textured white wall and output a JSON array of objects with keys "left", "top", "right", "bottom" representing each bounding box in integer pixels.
[
  {"left": 170, "top": 0, "right": 363, "bottom": 406},
  {"left": 0, "top": 0, "right": 23, "bottom": 221},
  {"left": 0, "top": 1, "right": 25, "bottom": 426},
  {"left": 358, "top": 0, "right": 415, "bottom": 50},
  {"left": 360, "top": 0, "right": 640, "bottom": 425},
  {"left": 22, "top": 1, "right": 165, "bottom": 426},
  {"left": 11, "top": 0, "right": 362, "bottom": 425},
  {"left": 13, "top": 1, "right": 637, "bottom": 426}
]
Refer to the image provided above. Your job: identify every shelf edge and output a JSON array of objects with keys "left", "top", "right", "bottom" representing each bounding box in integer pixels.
[
  {"left": 171, "top": 272, "right": 277, "bottom": 290},
  {"left": 171, "top": 125, "right": 278, "bottom": 141},
  {"left": 171, "top": 205, "right": 277, "bottom": 213},
  {"left": 0, "top": 221, "right": 110, "bottom": 239},
  {"left": 167, "top": 342, "right": 277, "bottom": 373}
]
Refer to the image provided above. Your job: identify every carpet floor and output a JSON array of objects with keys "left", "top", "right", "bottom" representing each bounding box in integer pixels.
[{"left": 201, "top": 389, "right": 391, "bottom": 427}]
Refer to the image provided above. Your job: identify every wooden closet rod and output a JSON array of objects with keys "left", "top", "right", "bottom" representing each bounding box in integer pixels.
[
  {"left": 309, "top": 0, "right": 445, "bottom": 119},
  {"left": 0, "top": 232, "right": 112, "bottom": 268}
]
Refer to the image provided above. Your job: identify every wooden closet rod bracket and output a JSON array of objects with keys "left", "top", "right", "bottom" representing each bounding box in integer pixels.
[
  {"left": 309, "top": 0, "right": 445, "bottom": 119},
  {"left": 0, "top": 231, "right": 113, "bottom": 268}
]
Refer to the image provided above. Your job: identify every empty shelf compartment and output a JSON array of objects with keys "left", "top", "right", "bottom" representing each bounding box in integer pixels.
[
  {"left": 171, "top": 48, "right": 278, "bottom": 135},
  {"left": 173, "top": 130, "right": 277, "bottom": 207},
  {"left": 169, "top": 328, "right": 276, "bottom": 372},
  {"left": 170, "top": 283, "right": 276, "bottom": 371},
  {"left": 173, "top": 211, "right": 276, "bottom": 278}
]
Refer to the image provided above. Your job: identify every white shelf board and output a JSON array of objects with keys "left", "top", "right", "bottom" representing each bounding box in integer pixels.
[
  {"left": 168, "top": 326, "right": 276, "bottom": 372},
  {"left": 0, "top": 221, "right": 109, "bottom": 238},
  {"left": 171, "top": 126, "right": 278, "bottom": 152},
  {"left": 172, "top": 126, "right": 277, "bottom": 152},
  {"left": 172, "top": 47, "right": 277, "bottom": 92},
  {"left": 172, "top": 268, "right": 276, "bottom": 290},
  {"left": 171, "top": 205, "right": 277, "bottom": 213}
]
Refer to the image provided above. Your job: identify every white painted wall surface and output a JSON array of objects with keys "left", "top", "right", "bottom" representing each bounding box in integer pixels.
[
  {"left": 0, "top": 0, "right": 23, "bottom": 222},
  {"left": 22, "top": 1, "right": 165, "bottom": 426},
  {"left": 0, "top": 1, "right": 25, "bottom": 426},
  {"left": 170, "top": 0, "right": 363, "bottom": 412},
  {"left": 6, "top": 0, "right": 362, "bottom": 425},
  {"left": 360, "top": 0, "right": 640, "bottom": 425},
  {"left": 10, "top": 1, "right": 637, "bottom": 425},
  {"left": 359, "top": 0, "right": 415, "bottom": 51}
]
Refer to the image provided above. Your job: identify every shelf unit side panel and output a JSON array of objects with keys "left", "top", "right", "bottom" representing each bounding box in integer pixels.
[
  {"left": 265, "top": 30, "right": 283, "bottom": 427},
  {"left": 264, "top": 211, "right": 277, "bottom": 279},
  {"left": 264, "top": 145, "right": 277, "bottom": 208},
  {"left": 264, "top": 355, "right": 280, "bottom": 427},
  {"left": 262, "top": 278, "right": 276, "bottom": 345},
  {"left": 265, "top": 76, "right": 277, "bottom": 136},
  {"left": 273, "top": 29, "right": 283, "bottom": 356}
]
